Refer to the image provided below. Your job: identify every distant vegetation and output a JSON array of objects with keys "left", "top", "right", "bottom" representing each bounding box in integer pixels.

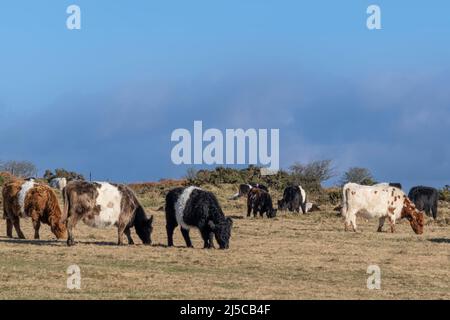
[
  {"left": 186, "top": 160, "right": 337, "bottom": 194},
  {"left": 0, "top": 160, "right": 37, "bottom": 178},
  {"left": 43, "top": 168, "right": 84, "bottom": 182},
  {"left": 339, "top": 167, "right": 376, "bottom": 186},
  {"left": 0, "top": 158, "right": 448, "bottom": 205},
  {"left": 439, "top": 185, "right": 450, "bottom": 202}
]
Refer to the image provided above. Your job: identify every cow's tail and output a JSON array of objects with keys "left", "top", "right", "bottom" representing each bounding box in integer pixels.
[
  {"left": 62, "top": 186, "right": 69, "bottom": 223},
  {"left": 341, "top": 186, "right": 350, "bottom": 218}
]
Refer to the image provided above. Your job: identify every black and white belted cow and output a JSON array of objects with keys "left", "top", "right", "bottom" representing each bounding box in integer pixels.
[
  {"left": 165, "top": 186, "right": 233, "bottom": 249},
  {"left": 277, "top": 185, "right": 307, "bottom": 214}
]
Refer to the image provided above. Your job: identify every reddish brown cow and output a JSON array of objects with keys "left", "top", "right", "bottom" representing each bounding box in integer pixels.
[{"left": 2, "top": 180, "right": 67, "bottom": 239}]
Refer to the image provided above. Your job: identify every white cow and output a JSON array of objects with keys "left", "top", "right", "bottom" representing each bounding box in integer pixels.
[
  {"left": 50, "top": 177, "right": 67, "bottom": 191},
  {"left": 341, "top": 183, "right": 424, "bottom": 234}
]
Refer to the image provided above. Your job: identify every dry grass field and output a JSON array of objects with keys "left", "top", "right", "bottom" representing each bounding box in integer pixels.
[{"left": 0, "top": 183, "right": 449, "bottom": 300}]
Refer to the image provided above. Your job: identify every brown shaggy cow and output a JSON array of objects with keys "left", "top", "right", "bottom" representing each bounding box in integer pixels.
[{"left": 2, "top": 180, "right": 67, "bottom": 239}]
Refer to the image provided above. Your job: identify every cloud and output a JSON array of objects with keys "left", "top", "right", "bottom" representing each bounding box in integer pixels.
[{"left": 0, "top": 68, "right": 449, "bottom": 188}]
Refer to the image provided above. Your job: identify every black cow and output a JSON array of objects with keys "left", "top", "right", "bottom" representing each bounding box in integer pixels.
[
  {"left": 165, "top": 186, "right": 233, "bottom": 249},
  {"left": 247, "top": 188, "right": 277, "bottom": 218},
  {"left": 278, "top": 185, "right": 307, "bottom": 214},
  {"left": 230, "top": 183, "right": 268, "bottom": 200},
  {"left": 408, "top": 186, "right": 438, "bottom": 219}
]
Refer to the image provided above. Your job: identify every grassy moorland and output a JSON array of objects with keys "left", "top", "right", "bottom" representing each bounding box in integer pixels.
[{"left": 0, "top": 182, "right": 449, "bottom": 299}]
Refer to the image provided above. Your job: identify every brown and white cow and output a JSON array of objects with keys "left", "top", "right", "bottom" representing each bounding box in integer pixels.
[
  {"left": 2, "top": 180, "right": 67, "bottom": 239},
  {"left": 342, "top": 183, "right": 424, "bottom": 234},
  {"left": 63, "top": 181, "right": 153, "bottom": 246}
]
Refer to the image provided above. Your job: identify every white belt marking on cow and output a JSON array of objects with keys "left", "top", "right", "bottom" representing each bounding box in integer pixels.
[
  {"left": 91, "top": 182, "right": 122, "bottom": 228},
  {"left": 298, "top": 185, "right": 306, "bottom": 204},
  {"left": 175, "top": 186, "right": 201, "bottom": 230},
  {"left": 18, "top": 181, "right": 35, "bottom": 217}
]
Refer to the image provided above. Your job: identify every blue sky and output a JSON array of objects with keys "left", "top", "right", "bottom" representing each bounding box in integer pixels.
[{"left": 0, "top": 0, "right": 449, "bottom": 189}]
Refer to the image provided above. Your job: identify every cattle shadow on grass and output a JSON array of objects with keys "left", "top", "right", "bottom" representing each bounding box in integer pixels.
[
  {"left": 428, "top": 238, "right": 450, "bottom": 244},
  {"left": 227, "top": 215, "right": 244, "bottom": 219},
  {"left": 77, "top": 241, "right": 118, "bottom": 246},
  {"left": 0, "top": 237, "right": 136, "bottom": 247},
  {"left": 0, "top": 238, "right": 63, "bottom": 246}
]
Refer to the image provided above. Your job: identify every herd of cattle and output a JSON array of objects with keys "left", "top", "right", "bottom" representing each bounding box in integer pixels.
[{"left": 0, "top": 177, "right": 441, "bottom": 249}]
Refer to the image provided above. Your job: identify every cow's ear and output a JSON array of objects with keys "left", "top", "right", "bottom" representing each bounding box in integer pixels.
[
  {"left": 208, "top": 220, "right": 216, "bottom": 230},
  {"left": 148, "top": 215, "right": 154, "bottom": 225}
]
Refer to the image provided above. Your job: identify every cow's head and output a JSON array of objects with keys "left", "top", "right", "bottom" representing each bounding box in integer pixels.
[
  {"left": 135, "top": 214, "right": 154, "bottom": 245},
  {"left": 51, "top": 222, "right": 67, "bottom": 239},
  {"left": 209, "top": 217, "right": 233, "bottom": 249},
  {"left": 48, "top": 191, "right": 68, "bottom": 239},
  {"left": 267, "top": 207, "right": 277, "bottom": 218},
  {"left": 401, "top": 198, "right": 425, "bottom": 235}
]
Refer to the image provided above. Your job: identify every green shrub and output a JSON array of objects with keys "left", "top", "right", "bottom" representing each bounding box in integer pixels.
[
  {"left": 43, "top": 168, "right": 84, "bottom": 182},
  {"left": 327, "top": 187, "right": 342, "bottom": 205},
  {"left": 187, "top": 166, "right": 325, "bottom": 196},
  {"left": 439, "top": 185, "right": 450, "bottom": 202}
]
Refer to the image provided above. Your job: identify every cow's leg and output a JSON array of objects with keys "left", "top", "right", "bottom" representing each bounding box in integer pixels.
[
  {"left": 33, "top": 219, "right": 41, "bottom": 240},
  {"left": 66, "top": 215, "right": 78, "bottom": 246},
  {"left": 208, "top": 231, "right": 215, "bottom": 249},
  {"left": 6, "top": 219, "right": 13, "bottom": 238},
  {"left": 347, "top": 213, "right": 357, "bottom": 232},
  {"left": 180, "top": 228, "right": 193, "bottom": 248},
  {"left": 388, "top": 217, "right": 396, "bottom": 233},
  {"left": 377, "top": 217, "right": 386, "bottom": 232},
  {"left": 200, "top": 228, "right": 212, "bottom": 249},
  {"left": 166, "top": 223, "right": 176, "bottom": 247},
  {"left": 344, "top": 213, "right": 351, "bottom": 232},
  {"left": 247, "top": 204, "right": 252, "bottom": 217},
  {"left": 254, "top": 205, "right": 261, "bottom": 218},
  {"left": 124, "top": 227, "right": 134, "bottom": 245},
  {"left": 13, "top": 217, "right": 25, "bottom": 239},
  {"left": 30, "top": 210, "right": 42, "bottom": 240},
  {"left": 431, "top": 202, "right": 438, "bottom": 220},
  {"left": 117, "top": 223, "right": 127, "bottom": 245}
]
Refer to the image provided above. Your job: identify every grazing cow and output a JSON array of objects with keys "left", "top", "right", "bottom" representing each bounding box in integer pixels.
[
  {"left": 247, "top": 188, "right": 277, "bottom": 218},
  {"left": 63, "top": 181, "right": 153, "bottom": 246},
  {"left": 229, "top": 183, "right": 268, "bottom": 200},
  {"left": 277, "top": 185, "right": 307, "bottom": 214},
  {"left": 408, "top": 186, "right": 438, "bottom": 219},
  {"left": 2, "top": 180, "right": 66, "bottom": 239},
  {"left": 165, "top": 186, "right": 233, "bottom": 249},
  {"left": 50, "top": 177, "right": 67, "bottom": 191},
  {"left": 342, "top": 183, "right": 424, "bottom": 234}
]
